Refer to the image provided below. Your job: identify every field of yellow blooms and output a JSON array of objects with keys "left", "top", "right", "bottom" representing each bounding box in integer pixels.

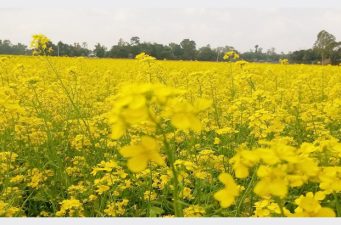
[{"left": 0, "top": 53, "right": 340, "bottom": 217}]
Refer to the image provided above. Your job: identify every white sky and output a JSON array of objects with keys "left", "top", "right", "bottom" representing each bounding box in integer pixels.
[{"left": 1, "top": 0, "right": 341, "bottom": 53}]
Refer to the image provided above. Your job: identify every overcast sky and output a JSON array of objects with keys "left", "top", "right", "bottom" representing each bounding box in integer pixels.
[{"left": 1, "top": 0, "right": 341, "bottom": 53}]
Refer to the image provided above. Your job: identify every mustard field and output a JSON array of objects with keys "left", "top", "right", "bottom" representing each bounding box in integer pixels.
[{"left": 0, "top": 54, "right": 340, "bottom": 217}]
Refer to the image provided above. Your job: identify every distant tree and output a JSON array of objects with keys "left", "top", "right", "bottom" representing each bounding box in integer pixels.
[
  {"left": 289, "top": 50, "right": 305, "bottom": 63},
  {"left": 50, "top": 41, "right": 90, "bottom": 57},
  {"left": 118, "top": 38, "right": 128, "bottom": 47},
  {"left": 241, "top": 46, "right": 285, "bottom": 63},
  {"left": 303, "top": 49, "right": 320, "bottom": 63},
  {"left": 130, "top": 36, "right": 140, "bottom": 46},
  {"left": 332, "top": 46, "right": 341, "bottom": 64},
  {"left": 108, "top": 39, "right": 130, "bottom": 58},
  {"left": 288, "top": 49, "right": 319, "bottom": 64},
  {"left": 169, "top": 43, "right": 183, "bottom": 59},
  {"left": 159, "top": 46, "right": 173, "bottom": 59},
  {"left": 82, "top": 42, "right": 88, "bottom": 49},
  {"left": 266, "top": 47, "right": 276, "bottom": 55},
  {"left": 7, "top": 33, "right": 341, "bottom": 64},
  {"left": 180, "top": 39, "right": 196, "bottom": 60},
  {"left": 94, "top": 43, "right": 107, "bottom": 58},
  {"left": 55, "top": 41, "right": 72, "bottom": 56},
  {"left": 197, "top": 45, "right": 217, "bottom": 61},
  {"left": 12, "top": 43, "right": 28, "bottom": 55},
  {"left": 0, "top": 40, "right": 29, "bottom": 55},
  {"left": 314, "top": 30, "right": 337, "bottom": 64},
  {"left": 128, "top": 36, "right": 141, "bottom": 56},
  {"left": 150, "top": 43, "right": 167, "bottom": 59}
]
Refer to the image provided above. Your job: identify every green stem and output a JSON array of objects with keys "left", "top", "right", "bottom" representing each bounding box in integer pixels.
[
  {"left": 161, "top": 132, "right": 183, "bottom": 217},
  {"left": 234, "top": 168, "right": 257, "bottom": 217},
  {"left": 333, "top": 192, "right": 340, "bottom": 217},
  {"left": 147, "top": 108, "right": 182, "bottom": 217},
  {"left": 147, "top": 163, "right": 153, "bottom": 217},
  {"left": 275, "top": 197, "right": 285, "bottom": 217}
]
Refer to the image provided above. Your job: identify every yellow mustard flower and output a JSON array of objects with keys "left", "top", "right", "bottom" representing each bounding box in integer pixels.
[
  {"left": 119, "top": 136, "right": 165, "bottom": 172},
  {"left": 214, "top": 173, "right": 240, "bottom": 208},
  {"left": 292, "top": 192, "right": 335, "bottom": 217},
  {"left": 56, "top": 198, "right": 84, "bottom": 217}
]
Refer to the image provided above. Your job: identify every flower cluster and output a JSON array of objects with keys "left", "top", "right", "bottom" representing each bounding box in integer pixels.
[{"left": 0, "top": 53, "right": 340, "bottom": 217}]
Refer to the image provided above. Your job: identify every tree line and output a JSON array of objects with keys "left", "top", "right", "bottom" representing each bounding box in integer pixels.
[
  {"left": 1, "top": 30, "right": 340, "bottom": 64},
  {"left": 290, "top": 30, "right": 341, "bottom": 65}
]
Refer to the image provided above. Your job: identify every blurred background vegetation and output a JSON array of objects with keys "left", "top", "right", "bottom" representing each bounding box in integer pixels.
[{"left": 1, "top": 30, "right": 340, "bottom": 65}]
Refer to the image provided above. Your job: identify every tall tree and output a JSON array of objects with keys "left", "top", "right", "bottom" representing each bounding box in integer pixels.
[{"left": 314, "top": 30, "right": 337, "bottom": 64}]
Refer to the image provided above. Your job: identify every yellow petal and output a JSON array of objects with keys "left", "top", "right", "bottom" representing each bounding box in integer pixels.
[
  {"left": 120, "top": 145, "right": 143, "bottom": 158},
  {"left": 214, "top": 189, "right": 235, "bottom": 208},
  {"left": 316, "top": 207, "right": 336, "bottom": 217},
  {"left": 149, "top": 152, "right": 165, "bottom": 166},
  {"left": 270, "top": 179, "right": 288, "bottom": 198},
  {"left": 129, "top": 95, "right": 146, "bottom": 109},
  {"left": 254, "top": 180, "right": 269, "bottom": 197},
  {"left": 234, "top": 164, "right": 249, "bottom": 179},
  {"left": 218, "top": 173, "right": 234, "bottom": 186},
  {"left": 141, "top": 136, "right": 159, "bottom": 151},
  {"left": 111, "top": 121, "right": 126, "bottom": 139},
  {"left": 171, "top": 113, "right": 191, "bottom": 131},
  {"left": 193, "top": 99, "right": 212, "bottom": 112},
  {"left": 127, "top": 155, "right": 148, "bottom": 172},
  {"left": 188, "top": 115, "right": 202, "bottom": 132}
]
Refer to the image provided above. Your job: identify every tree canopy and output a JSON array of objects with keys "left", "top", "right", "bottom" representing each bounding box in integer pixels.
[{"left": 1, "top": 30, "right": 341, "bottom": 64}]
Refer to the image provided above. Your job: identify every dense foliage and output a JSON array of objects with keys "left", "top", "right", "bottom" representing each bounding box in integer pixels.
[{"left": 1, "top": 30, "right": 340, "bottom": 64}]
